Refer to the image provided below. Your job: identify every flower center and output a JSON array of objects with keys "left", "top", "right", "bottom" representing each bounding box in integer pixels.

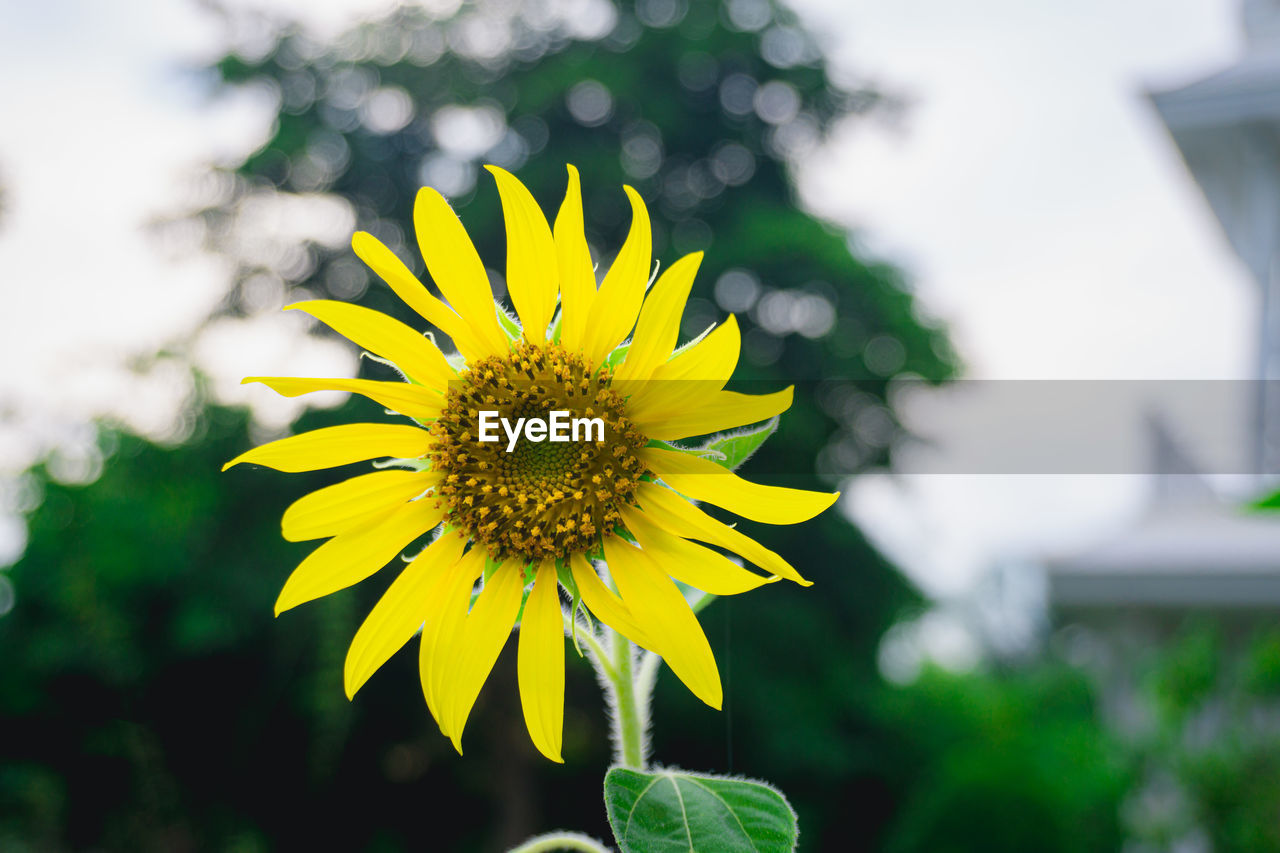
[{"left": 429, "top": 341, "right": 649, "bottom": 563}]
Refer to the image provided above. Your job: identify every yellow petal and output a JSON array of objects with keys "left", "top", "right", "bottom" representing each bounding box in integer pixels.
[
  {"left": 620, "top": 505, "right": 772, "bottom": 595},
  {"left": 518, "top": 561, "right": 565, "bottom": 763},
  {"left": 615, "top": 252, "right": 702, "bottom": 384},
  {"left": 243, "top": 376, "right": 443, "bottom": 422},
  {"left": 639, "top": 446, "right": 840, "bottom": 526},
  {"left": 419, "top": 543, "right": 484, "bottom": 732},
  {"left": 623, "top": 315, "right": 740, "bottom": 422},
  {"left": 554, "top": 165, "right": 597, "bottom": 353},
  {"left": 274, "top": 500, "right": 443, "bottom": 615},
  {"left": 582, "top": 186, "right": 651, "bottom": 367},
  {"left": 343, "top": 529, "right": 466, "bottom": 698},
  {"left": 445, "top": 558, "right": 526, "bottom": 753},
  {"left": 568, "top": 553, "right": 658, "bottom": 652},
  {"left": 282, "top": 469, "right": 438, "bottom": 542},
  {"left": 222, "top": 423, "right": 432, "bottom": 472},
  {"left": 352, "top": 231, "right": 489, "bottom": 362},
  {"left": 485, "top": 166, "right": 557, "bottom": 341},
  {"left": 603, "top": 537, "right": 721, "bottom": 709},
  {"left": 635, "top": 387, "right": 793, "bottom": 441},
  {"left": 412, "top": 188, "right": 510, "bottom": 357},
  {"left": 286, "top": 300, "right": 455, "bottom": 390},
  {"left": 635, "top": 481, "right": 810, "bottom": 585},
  {"left": 652, "top": 314, "right": 740, "bottom": 381}
]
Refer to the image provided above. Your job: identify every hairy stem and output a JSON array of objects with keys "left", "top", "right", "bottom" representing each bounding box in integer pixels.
[
  {"left": 608, "top": 627, "right": 647, "bottom": 769},
  {"left": 564, "top": 610, "right": 615, "bottom": 681},
  {"left": 507, "top": 831, "right": 611, "bottom": 853}
]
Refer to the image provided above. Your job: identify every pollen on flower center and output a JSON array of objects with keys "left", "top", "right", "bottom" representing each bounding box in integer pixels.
[{"left": 429, "top": 340, "right": 649, "bottom": 562}]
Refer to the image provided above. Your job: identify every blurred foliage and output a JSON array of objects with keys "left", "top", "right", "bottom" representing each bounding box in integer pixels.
[
  {"left": 1123, "top": 621, "right": 1280, "bottom": 852},
  {"left": 875, "top": 665, "right": 1130, "bottom": 853},
  {"left": 195, "top": 0, "right": 955, "bottom": 482},
  {"left": 0, "top": 400, "right": 1138, "bottom": 852}
]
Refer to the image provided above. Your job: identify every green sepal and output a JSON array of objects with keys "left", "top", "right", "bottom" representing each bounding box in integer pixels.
[
  {"left": 463, "top": 587, "right": 534, "bottom": 625},
  {"left": 513, "top": 562, "right": 536, "bottom": 625},
  {"left": 698, "top": 415, "right": 779, "bottom": 471},
  {"left": 556, "top": 558, "right": 579, "bottom": 601},
  {"left": 645, "top": 438, "right": 727, "bottom": 462},
  {"left": 360, "top": 350, "right": 412, "bottom": 382},
  {"left": 371, "top": 457, "right": 431, "bottom": 471},
  {"left": 668, "top": 321, "right": 717, "bottom": 359},
  {"left": 610, "top": 525, "right": 638, "bottom": 545},
  {"left": 400, "top": 522, "right": 446, "bottom": 562},
  {"left": 495, "top": 304, "right": 522, "bottom": 341},
  {"left": 379, "top": 406, "right": 436, "bottom": 430},
  {"left": 556, "top": 559, "right": 590, "bottom": 657},
  {"left": 643, "top": 416, "right": 777, "bottom": 472},
  {"left": 482, "top": 556, "right": 499, "bottom": 584},
  {"left": 472, "top": 559, "right": 536, "bottom": 626},
  {"left": 360, "top": 351, "right": 436, "bottom": 428},
  {"left": 549, "top": 306, "right": 563, "bottom": 344},
  {"left": 603, "top": 341, "right": 632, "bottom": 369},
  {"left": 604, "top": 767, "right": 798, "bottom": 853}
]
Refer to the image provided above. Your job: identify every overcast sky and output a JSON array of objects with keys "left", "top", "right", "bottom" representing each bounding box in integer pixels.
[
  {"left": 786, "top": 0, "right": 1254, "bottom": 612},
  {"left": 0, "top": 0, "right": 1255, "bottom": 619}
]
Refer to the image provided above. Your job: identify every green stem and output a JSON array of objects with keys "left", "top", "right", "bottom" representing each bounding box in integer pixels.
[
  {"left": 608, "top": 626, "right": 647, "bottom": 769},
  {"left": 563, "top": 610, "right": 615, "bottom": 681},
  {"left": 566, "top": 606, "right": 646, "bottom": 767},
  {"left": 507, "top": 831, "right": 610, "bottom": 853}
]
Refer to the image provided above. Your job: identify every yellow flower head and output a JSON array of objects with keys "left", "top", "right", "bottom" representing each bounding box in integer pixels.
[{"left": 224, "top": 165, "right": 838, "bottom": 762}]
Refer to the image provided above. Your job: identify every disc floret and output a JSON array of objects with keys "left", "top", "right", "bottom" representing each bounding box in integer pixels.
[{"left": 429, "top": 340, "right": 648, "bottom": 562}]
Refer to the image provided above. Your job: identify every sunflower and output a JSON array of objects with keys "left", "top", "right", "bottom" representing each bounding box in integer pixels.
[{"left": 224, "top": 165, "right": 838, "bottom": 762}]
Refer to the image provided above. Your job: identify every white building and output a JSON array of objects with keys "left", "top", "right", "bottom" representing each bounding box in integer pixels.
[{"left": 1047, "top": 0, "right": 1280, "bottom": 622}]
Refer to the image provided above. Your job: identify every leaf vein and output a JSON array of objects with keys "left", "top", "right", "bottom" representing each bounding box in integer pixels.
[
  {"left": 664, "top": 774, "right": 694, "bottom": 852},
  {"left": 685, "top": 776, "right": 758, "bottom": 851},
  {"left": 623, "top": 773, "right": 664, "bottom": 843}
]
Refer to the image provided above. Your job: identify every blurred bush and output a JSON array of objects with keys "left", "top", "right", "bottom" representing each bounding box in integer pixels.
[
  {"left": 876, "top": 665, "right": 1130, "bottom": 853},
  {"left": 1125, "top": 621, "right": 1280, "bottom": 852}
]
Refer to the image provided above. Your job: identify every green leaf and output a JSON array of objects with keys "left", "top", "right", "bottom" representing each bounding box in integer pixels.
[
  {"left": 700, "top": 416, "right": 779, "bottom": 471},
  {"left": 604, "top": 767, "right": 798, "bottom": 853}
]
